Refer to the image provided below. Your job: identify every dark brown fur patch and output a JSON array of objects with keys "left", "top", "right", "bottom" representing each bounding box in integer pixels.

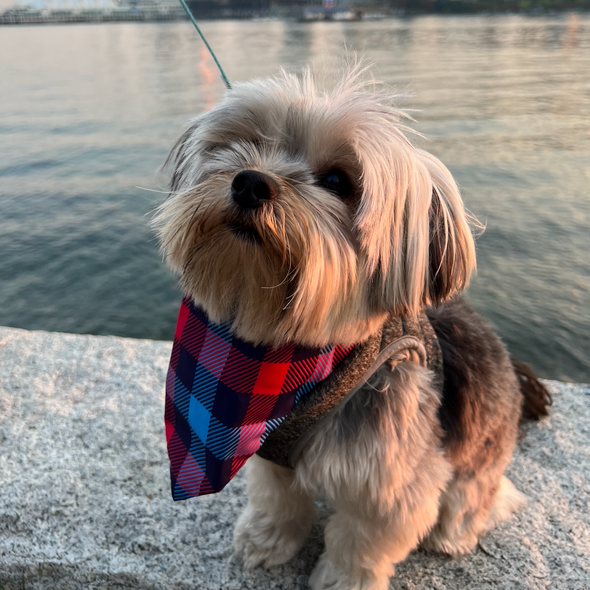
[
  {"left": 428, "top": 190, "right": 453, "bottom": 304},
  {"left": 425, "top": 298, "right": 522, "bottom": 474},
  {"left": 512, "top": 358, "right": 552, "bottom": 421},
  {"left": 427, "top": 190, "right": 470, "bottom": 307}
]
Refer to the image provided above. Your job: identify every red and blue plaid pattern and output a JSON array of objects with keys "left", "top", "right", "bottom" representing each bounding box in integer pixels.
[{"left": 165, "top": 297, "right": 354, "bottom": 500}]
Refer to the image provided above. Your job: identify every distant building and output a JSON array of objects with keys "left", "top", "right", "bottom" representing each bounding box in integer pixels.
[{"left": 185, "top": 0, "right": 268, "bottom": 17}]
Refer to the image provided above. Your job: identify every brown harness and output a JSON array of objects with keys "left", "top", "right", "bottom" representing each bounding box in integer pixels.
[{"left": 257, "top": 311, "right": 443, "bottom": 469}]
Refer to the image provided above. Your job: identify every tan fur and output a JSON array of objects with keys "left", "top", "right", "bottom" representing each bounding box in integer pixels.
[
  {"left": 299, "top": 363, "right": 453, "bottom": 588},
  {"left": 156, "top": 67, "right": 529, "bottom": 590},
  {"left": 234, "top": 455, "right": 315, "bottom": 569},
  {"left": 423, "top": 475, "right": 526, "bottom": 557}
]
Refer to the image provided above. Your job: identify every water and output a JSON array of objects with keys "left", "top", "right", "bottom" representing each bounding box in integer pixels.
[{"left": 1, "top": 16, "right": 589, "bottom": 382}]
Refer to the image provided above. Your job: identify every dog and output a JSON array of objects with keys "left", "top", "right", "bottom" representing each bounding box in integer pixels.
[{"left": 154, "top": 67, "right": 550, "bottom": 590}]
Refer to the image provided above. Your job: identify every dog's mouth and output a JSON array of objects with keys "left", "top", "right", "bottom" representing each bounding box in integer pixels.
[{"left": 228, "top": 221, "right": 263, "bottom": 245}]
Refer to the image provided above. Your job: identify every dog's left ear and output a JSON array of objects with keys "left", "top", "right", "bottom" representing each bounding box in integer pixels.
[{"left": 418, "top": 149, "right": 476, "bottom": 307}]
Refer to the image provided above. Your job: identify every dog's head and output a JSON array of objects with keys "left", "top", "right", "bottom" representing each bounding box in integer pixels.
[{"left": 154, "top": 69, "right": 476, "bottom": 347}]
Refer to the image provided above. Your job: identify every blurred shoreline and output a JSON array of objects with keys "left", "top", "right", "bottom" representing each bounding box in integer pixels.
[{"left": 2, "top": 4, "right": 589, "bottom": 26}]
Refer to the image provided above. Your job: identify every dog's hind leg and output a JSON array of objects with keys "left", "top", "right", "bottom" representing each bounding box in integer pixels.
[
  {"left": 423, "top": 471, "right": 526, "bottom": 557},
  {"left": 233, "top": 454, "right": 315, "bottom": 569},
  {"left": 424, "top": 298, "right": 530, "bottom": 557},
  {"left": 485, "top": 475, "right": 527, "bottom": 533}
]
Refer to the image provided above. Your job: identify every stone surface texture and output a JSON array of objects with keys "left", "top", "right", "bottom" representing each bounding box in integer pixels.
[{"left": 0, "top": 325, "right": 589, "bottom": 590}]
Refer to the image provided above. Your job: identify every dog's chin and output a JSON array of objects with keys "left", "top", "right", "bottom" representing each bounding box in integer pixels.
[
  {"left": 178, "top": 221, "right": 288, "bottom": 341},
  {"left": 181, "top": 241, "right": 388, "bottom": 349},
  {"left": 170, "top": 208, "right": 391, "bottom": 348},
  {"left": 228, "top": 221, "right": 263, "bottom": 245}
]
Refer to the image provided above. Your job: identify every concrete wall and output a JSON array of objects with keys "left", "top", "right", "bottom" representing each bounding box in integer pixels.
[{"left": 0, "top": 325, "right": 588, "bottom": 589}]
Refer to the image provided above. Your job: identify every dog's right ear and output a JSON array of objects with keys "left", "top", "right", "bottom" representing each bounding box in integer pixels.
[
  {"left": 418, "top": 150, "right": 477, "bottom": 306},
  {"left": 165, "top": 119, "right": 201, "bottom": 194}
]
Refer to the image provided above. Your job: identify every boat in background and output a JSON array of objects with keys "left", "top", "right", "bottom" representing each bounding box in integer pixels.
[{"left": 299, "top": 0, "right": 362, "bottom": 21}]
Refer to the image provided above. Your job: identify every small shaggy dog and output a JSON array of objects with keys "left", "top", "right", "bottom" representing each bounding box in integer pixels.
[{"left": 154, "top": 68, "right": 550, "bottom": 590}]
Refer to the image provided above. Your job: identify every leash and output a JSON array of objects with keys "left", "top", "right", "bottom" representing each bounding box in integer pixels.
[{"left": 177, "top": 0, "right": 232, "bottom": 90}]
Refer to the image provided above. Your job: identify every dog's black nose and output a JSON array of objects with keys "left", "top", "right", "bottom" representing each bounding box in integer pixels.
[{"left": 231, "top": 170, "right": 278, "bottom": 209}]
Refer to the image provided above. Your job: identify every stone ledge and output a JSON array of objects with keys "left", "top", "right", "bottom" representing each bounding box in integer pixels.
[{"left": 0, "top": 326, "right": 588, "bottom": 590}]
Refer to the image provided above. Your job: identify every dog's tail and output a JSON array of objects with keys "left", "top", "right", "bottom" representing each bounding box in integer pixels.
[{"left": 512, "top": 358, "right": 552, "bottom": 423}]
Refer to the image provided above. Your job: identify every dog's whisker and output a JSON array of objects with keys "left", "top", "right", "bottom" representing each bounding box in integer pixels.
[
  {"left": 281, "top": 292, "right": 297, "bottom": 311},
  {"left": 136, "top": 186, "right": 171, "bottom": 194}
]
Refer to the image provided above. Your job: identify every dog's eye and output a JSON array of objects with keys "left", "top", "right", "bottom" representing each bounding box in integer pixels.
[{"left": 318, "top": 170, "right": 353, "bottom": 199}]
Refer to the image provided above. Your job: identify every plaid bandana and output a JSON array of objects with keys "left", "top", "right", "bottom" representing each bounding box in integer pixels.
[{"left": 165, "top": 297, "right": 354, "bottom": 501}]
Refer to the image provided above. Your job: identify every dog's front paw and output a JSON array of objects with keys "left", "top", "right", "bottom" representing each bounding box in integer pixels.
[
  {"left": 309, "top": 553, "right": 351, "bottom": 590},
  {"left": 309, "top": 553, "right": 390, "bottom": 590},
  {"left": 233, "top": 505, "right": 311, "bottom": 569}
]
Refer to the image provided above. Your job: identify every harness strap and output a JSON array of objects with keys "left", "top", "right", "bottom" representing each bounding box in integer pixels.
[
  {"left": 256, "top": 310, "right": 443, "bottom": 468},
  {"left": 288, "top": 335, "right": 427, "bottom": 468}
]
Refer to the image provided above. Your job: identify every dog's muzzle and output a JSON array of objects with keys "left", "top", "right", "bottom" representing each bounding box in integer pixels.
[{"left": 231, "top": 170, "right": 279, "bottom": 210}]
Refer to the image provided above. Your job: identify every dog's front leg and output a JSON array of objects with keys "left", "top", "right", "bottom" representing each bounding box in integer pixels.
[
  {"left": 233, "top": 453, "right": 315, "bottom": 569},
  {"left": 310, "top": 509, "right": 397, "bottom": 590},
  {"left": 308, "top": 493, "right": 441, "bottom": 590}
]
